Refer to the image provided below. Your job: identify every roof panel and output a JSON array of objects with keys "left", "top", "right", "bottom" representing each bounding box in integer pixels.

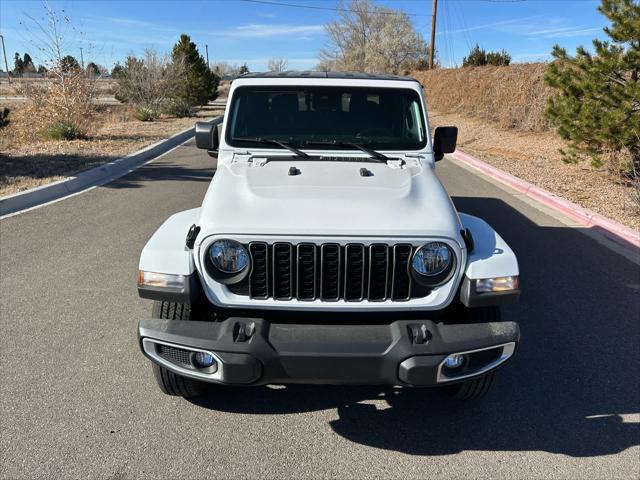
[{"left": 239, "top": 71, "right": 419, "bottom": 82}]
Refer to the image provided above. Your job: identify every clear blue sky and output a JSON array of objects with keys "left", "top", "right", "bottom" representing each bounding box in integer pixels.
[{"left": 0, "top": 0, "right": 607, "bottom": 72}]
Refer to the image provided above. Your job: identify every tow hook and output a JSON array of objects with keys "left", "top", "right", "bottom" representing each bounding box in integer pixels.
[
  {"left": 234, "top": 321, "right": 256, "bottom": 342},
  {"left": 408, "top": 323, "right": 431, "bottom": 344}
]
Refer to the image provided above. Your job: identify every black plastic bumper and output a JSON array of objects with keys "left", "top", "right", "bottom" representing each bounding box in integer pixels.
[{"left": 138, "top": 317, "right": 519, "bottom": 386}]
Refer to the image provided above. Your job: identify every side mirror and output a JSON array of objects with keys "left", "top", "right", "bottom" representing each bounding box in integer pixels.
[
  {"left": 195, "top": 121, "right": 219, "bottom": 154},
  {"left": 433, "top": 126, "right": 458, "bottom": 161}
]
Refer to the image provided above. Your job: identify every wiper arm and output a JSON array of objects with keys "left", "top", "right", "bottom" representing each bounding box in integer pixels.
[
  {"left": 233, "top": 136, "right": 310, "bottom": 158},
  {"left": 305, "top": 140, "right": 389, "bottom": 162}
]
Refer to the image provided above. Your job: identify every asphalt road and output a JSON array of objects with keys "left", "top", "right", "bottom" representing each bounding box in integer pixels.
[{"left": 1, "top": 140, "right": 638, "bottom": 479}]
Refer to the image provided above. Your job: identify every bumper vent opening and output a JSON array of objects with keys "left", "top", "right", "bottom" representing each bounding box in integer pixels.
[{"left": 156, "top": 343, "right": 194, "bottom": 369}]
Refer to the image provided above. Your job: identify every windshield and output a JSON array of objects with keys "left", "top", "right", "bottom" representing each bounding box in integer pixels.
[{"left": 226, "top": 86, "right": 427, "bottom": 151}]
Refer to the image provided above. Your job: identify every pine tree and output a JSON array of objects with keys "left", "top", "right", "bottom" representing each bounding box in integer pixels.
[
  {"left": 86, "top": 62, "right": 100, "bottom": 77},
  {"left": 545, "top": 0, "right": 639, "bottom": 172},
  {"left": 463, "top": 44, "right": 511, "bottom": 67},
  {"left": 22, "top": 53, "right": 36, "bottom": 73},
  {"left": 60, "top": 55, "right": 80, "bottom": 73},
  {"left": 239, "top": 63, "right": 250, "bottom": 75},
  {"left": 13, "top": 53, "right": 24, "bottom": 76},
  {"left": 462, "top": 44, "right": 487, "bottom": 67},
  {"left": 171, "top": 34, "right": 219, "bottom": 105}
]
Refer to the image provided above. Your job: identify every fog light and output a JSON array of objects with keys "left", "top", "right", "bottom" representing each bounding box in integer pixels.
[
  {"left": 444, "top": 354, "right": 464, "bottom": 369},
  {"left": 194, "top": 351, "right": 216, "bottom": 369}
]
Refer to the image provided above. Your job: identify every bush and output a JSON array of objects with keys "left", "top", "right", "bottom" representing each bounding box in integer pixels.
[
  {"left": 47, "top": 120, "right": 84, "bottom": 140},
  {"left": 134, "top": 106, "right": 158, "bottom": 122},
  {"left": 115, "top": 50, "right": 182, "bottom": 111},
  {"left": 462, "top": 44, "right": 511, "bottom": 67},
  {"left": 0, "top": 107, "right": 10, "bottom": 128},
  {"left": 162, "top": 100, "right": 195, "bottom": 117},
  {"left": 13, "top": 4, "right": 94, "bottom": 142}
]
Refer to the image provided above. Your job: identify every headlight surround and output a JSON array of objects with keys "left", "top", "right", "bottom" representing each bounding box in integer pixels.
[{"left": 411, "top": 242, "right": 456, "bottom": 287}]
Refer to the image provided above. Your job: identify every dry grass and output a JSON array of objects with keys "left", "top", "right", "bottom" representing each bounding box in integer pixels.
[
  {"left": 0, "top": 77, "right": 117, "bottom": 96},
  {"left": 0, "top": 103, "right": 224, "bottom": 196},
  {"left": 413, "top": 63, "right": 554, "bottom": 132}
]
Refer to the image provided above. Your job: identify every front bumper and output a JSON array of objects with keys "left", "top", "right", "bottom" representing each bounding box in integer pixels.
[{"left": 138, "top": 317, "right": 519, "bottom": 386}]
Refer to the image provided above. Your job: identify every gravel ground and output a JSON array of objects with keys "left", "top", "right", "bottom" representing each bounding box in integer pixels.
[
  {"left": 430, "top": 110, "right": 640, "bottom": 230},
  {"left": 0, "top": 103, "right": 224, "bottom": 196}
]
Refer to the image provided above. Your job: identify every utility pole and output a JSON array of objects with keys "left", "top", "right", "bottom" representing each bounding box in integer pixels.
[
  {"left": 205, "top": 44, "right": 209, "bottom": 69},
  {"left": 79, "top": 47, "right": 84, "bottom": 69},
  {"left": 0, "top": 34, "right": 11, "bottom": 84},
  {"left": 429, "top": 0, "right": 438, "bottom": 70}
]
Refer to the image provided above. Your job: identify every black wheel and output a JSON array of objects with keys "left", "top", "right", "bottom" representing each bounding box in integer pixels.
[
  {"left": 149, "top": 300, "right": 209, "bottom": 398},
  {"left": 445, "top": 371, "right": 497, "bottom": 400}
]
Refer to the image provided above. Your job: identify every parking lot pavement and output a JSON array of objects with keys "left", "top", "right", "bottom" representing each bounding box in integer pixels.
[{"left": 1, "top": 140, "right": 638, "bottom": 479}]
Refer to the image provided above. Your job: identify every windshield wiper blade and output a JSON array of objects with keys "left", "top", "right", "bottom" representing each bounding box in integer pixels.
[
  {"left": 304, "top": 140, "right": 389, "bottom": 162},
  {"left": 233, "top": 136, "right": 310, "bottom": 158}
]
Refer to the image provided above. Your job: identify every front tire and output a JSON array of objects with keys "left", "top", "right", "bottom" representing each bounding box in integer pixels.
[
  {"left": 149, "top": 300, "right": 208, "bottom": 398},
  {"left": 445, "top": 371, "right": 496, "bottom": 400},
  {"left": 444, "top": 306, "right": 502, "bottom": 399}
]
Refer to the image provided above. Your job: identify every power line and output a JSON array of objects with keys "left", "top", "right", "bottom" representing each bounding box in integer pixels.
[{"left": 239, "top": 0, "right": 429, "bottom": 17}]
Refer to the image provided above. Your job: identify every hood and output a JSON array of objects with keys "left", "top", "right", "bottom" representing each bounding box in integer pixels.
[{"left": 197, "top": 157, "right": 462, "bottom": 239}]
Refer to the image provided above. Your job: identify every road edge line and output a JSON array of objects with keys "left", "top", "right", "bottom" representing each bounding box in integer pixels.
[
  {"left": 451, "top": 149, "right": 640, "bottom": 250},
  {"left": 0, "top": 118, "right": 218, "bottom": 219}
]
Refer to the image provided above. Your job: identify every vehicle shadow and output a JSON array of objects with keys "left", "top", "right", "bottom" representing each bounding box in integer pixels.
[
  {"left": 190, "top": 196, "right": 639, "bottom": 458},
  {"left": 104, "top": 162, "right": 214, "bottom": 189}
]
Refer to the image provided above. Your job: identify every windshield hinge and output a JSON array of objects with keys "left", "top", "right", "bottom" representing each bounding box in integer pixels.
[
  {"left": 386, "top": 159, "right": 406, "bottom": 169},
  {"left": 250, "top": 157, "right": 269, "bottom": 167}
]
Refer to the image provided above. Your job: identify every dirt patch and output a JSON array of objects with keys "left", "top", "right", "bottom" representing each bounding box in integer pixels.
[
  {"left": 0, "top": 103, "right": 224, "bottom": 196},
  {"left": 430, "top": 110, "right": 639, "bottom": 230}
]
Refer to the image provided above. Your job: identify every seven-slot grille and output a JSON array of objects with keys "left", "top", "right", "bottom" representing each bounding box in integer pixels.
[{"left": 239, "top": 242, "right": 421, "bottom": 302}]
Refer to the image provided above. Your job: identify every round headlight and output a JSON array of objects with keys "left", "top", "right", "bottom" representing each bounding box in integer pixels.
[
  {"left": 412, "top": 242, "right": 452, "bottom": 277},
  {"left": 208, "top": 239, "right": 250, "bottom": 274}
]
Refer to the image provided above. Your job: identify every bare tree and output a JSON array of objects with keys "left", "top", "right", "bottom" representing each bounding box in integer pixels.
[
  {"left": 16, "top": 2, "right": 96, "bottom": 137},
  {"left": 318, "top": 0, "right": 428, "bottom": 74},
  {"left": 211, "top": 61, "right": 240, "bottom": 78},
  {"left": 267, "top": 57, "right": 288, "bottom": 72},
  {"left": 115, "top": 49, "right": 185, "bottom": 114}
]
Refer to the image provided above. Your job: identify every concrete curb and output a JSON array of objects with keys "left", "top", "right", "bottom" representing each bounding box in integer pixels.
[
  {"left": 451, "top": 150, "right": 640, "bottom": 250},
  {"left": 0, "top": 119, "right": 216, "bottom": 218}
]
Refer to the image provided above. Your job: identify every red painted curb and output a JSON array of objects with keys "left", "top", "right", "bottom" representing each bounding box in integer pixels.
[{"left": 451, "top": 150, "right": 640, "bottom": 250}]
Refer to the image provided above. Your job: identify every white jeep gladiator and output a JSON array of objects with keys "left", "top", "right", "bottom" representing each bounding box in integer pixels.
[{"left": 137, "top": 72, "right": 520, "bottom": 400}]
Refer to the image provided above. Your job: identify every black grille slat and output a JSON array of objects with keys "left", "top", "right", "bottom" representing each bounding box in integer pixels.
[
  {"left": 249, "top": 243, "right": 269, "bottom": 299},
  {"left": 320, "top": 244, "right": 341, "bottom": 301},
  {"left": 391, "top": 244, "right": 413, "bottom": 300},
  {"left": 272, "top": 243, "right": 293, "bottom": 299},
  {"left": 344, "top": 244, "right": 365, "bottom": 301},
  {"left": 297, "top": 244, "right": 317, "bottom": 300},
  {"left": 368, "top": 244, "right": 389, "bottom": 300}
]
